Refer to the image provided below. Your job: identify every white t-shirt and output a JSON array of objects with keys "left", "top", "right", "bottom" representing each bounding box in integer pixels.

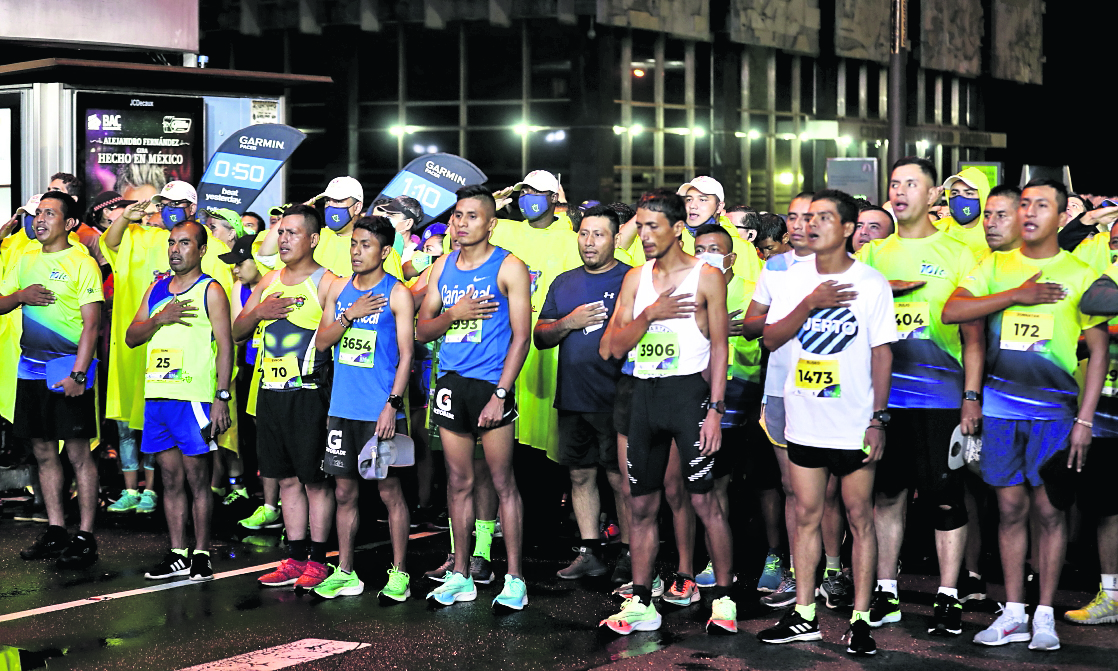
[
  {"left": 766, "top": 259, "right": 898, "bottom": 450},
  {"left": 752, "top": 250, "right": 815, "bottom": 398}
]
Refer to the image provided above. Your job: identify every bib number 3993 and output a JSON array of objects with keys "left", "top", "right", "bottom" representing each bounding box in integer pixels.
[{"left": 793, "top": 358, "right": 841, "bottom": 398}]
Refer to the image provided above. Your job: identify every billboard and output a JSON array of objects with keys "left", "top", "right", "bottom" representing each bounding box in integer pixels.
[{"left": 77, "top": 92, "right": 204, "bottom": 214}]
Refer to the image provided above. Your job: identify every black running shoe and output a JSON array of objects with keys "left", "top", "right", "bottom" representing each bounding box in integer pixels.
[
  {"left": 57, "top": 532, "right": 98, "bottom": 568},
  {"left": 958, "top": 573, "right": 987, "bottom": 604},
  {"left": 757, "top": 607, "right": 822, "bottom": 644},
  {"left": 611, "top": 550, "right": 632, "bottom": 584},
  {"left": 469, "top": 555, "right": 494, "bottom": 584},
  {"left": 146, "top": 551, "right": 191, "bottom": 580},
  {"left": 190, "top": 552, "right": 214, "bottom": 582},
  {"left": 20, "top": 525, "right": 69, "bottom": 560},
  {"left": 869, "top": 587, "right": 901, "bottom": 627},
  {"left": 928, "top": 592, "right": 963, "bottom": 636},
  {"left": 845, "top": 619, "right": 877, "bottom": 655}
]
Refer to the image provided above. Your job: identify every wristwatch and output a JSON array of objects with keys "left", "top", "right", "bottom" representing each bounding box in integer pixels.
[
  {"left": 871, "top": 409, "right": 891, "bottom": 426},
  {"left": 706, "top": 399, "right": 726, "bottom": 414},
  {"left": 388, "top": 394, "right": 404, "bottom": 410},
  {"left": 215, "top": 389, "right": 232, "bottom": 402},
  {"left": 494, "top": 387, "right": 508, "bottom": 400},
  {"left": 963, "top": 390, "right": 982, "bottom": 403},
  {"left": 69, "top": 370, "right": 87, "bottom": 386}
]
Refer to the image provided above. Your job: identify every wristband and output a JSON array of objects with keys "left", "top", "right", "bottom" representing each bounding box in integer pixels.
[{"left": 1074, "top": 417, "right": 1094, "bottom": 429}]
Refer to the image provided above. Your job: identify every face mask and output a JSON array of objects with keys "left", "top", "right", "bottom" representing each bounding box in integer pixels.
[
  {"left": 519, "top": 193, "right": 549, "bottom": 221},
  {"left": 697, "top": 252, "right": 727, "bottom": 271},
  {"left": 950, "top": 196, "right": 981, "bottom": 225},
  {"left": 411, "top": 252, "right": 433, "bottom": 272},
  {"left": 161, "top": 205, "right": 189, "bottom": 229},
  {"left": 324, "top": 206, "right": 351, "bottom": 231},
  {"left": 23, "top": 213, "right": 35, "bottom": 238}
]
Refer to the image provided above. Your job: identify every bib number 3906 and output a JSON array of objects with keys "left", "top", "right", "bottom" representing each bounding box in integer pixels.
[
  {"left": 793, "top": 358, "right": 841, "bottom": 398},
  {"left": 634, "top": 332, "right": 679, "bottom": 376}
]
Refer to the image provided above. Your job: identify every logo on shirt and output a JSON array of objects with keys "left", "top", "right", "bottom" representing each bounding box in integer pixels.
[
  {"left": 527, "top": 267, "right": 542, "bottom": 296},
  {"left": 604, "top": 292, "right": 616, "bottom": 299},
  {"left": 919, "top": 263, "right": 946, "bottom": 279},
  {"left": 48, "top": 270, "right": 69, "bottom": 282},
  {"left": 798, "top": 307, "right": 859, "bottom": 355}
]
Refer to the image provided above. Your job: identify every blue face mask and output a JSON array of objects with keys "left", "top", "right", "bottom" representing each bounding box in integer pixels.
[
  {"left": 518, "top": 193, "right": 550, "bottom": 221},
  {"left": 161, "top": 205, "right": 189, "bottom": 229},
  {"left": 324, "top": 206, "right": 351, "bottom": 231},
  {"left": 22, "top": 213, "right": 35, "bottom": 238},
  {"left": 950, "top": 196, "right": 981, "bottom": 225}
]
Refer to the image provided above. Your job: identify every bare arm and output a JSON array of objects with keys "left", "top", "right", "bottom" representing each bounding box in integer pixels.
[
  {"left": 607, "top": 270, "right": 698, "bottom": 360},
  {"left": 1070, "top": 324, "right": 1109, "bottom": 471},
  {"left": 494, "top": 256, "right": 532, "bottom": 392},
  {"left": 742, "top": 299, "right": 770, "bottom": 339},
  {"left": 376, "top": 283, "right": 418, "bottom": 440},
  {"left": 0, "top": 284, "right": 55, "bottom": 316},
  {"left": 206, "top": 281, "right": 234, "bottom": 437},
  {"left": 861, "top": 343, "right": 893, "bottom": 463},
  {"left": 534, "top": 303, "right": 608, "bottom": 350},
  {"left": 314, "top": 276, "right": 350, "bottom": 351},
  {"left": 256, "top": 220, "right": 281, "bottom": 257},
  {"left": 959, "top": 319, "right": 985, "bottom": 435},
  {"left": 700, "top": 267, "right": 729, "bottom": 456},
  {"left": 103, "top": 201, "right": 148, "bottom": 253},
  {"left": 603, "top": 268, "right": 643, "bottom": 360}
]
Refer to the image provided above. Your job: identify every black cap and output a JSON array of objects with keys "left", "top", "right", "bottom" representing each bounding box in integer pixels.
[
  {"left": 218, "top": 232, "right": 259, "bottom": 265},
  {"left": 90, "top": 191, "right": 136, "bottom": 215},
  {"left": 376, "top": 195, "right": 424, "bottom": 223}
]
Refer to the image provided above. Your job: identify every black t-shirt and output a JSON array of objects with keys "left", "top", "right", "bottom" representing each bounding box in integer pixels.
[{"left": 540, "top": 262, "right": 630, "bottom": 412}]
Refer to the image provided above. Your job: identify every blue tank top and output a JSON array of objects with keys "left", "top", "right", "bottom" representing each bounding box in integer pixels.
[
  {"left": 240, "top": 283, "right": 258, "bottom": 365},
  {"left": 436, "top": 247, "right": 513, "bottom": 385},
  {"left": 330, "top": 274, "right": 401, "bottom": 421}
]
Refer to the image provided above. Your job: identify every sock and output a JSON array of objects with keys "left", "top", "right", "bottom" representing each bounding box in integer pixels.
[
  {"left": 473, "top": 519, "right": 495, "bottom": 560},
  {"left": 632, "top": 584, "right": 652, "bottom": 606},
  {"left": 1103, "top": 574, "right": 1118, "bottom": 601},
  {"left": 767, "top": 546, "right": 781, "bottom": 558},
  {"left": 877, "top": 579, "right": 897, "bottom": 595},
  {"left": 264, "top": 503, "right": 278, "bottom": 513},
  {"left": 620, "top": 543, "right": 629, "bottom": 554},
  {"left": 193, "top": 549, "right": 209, "bottom": 557},
  {"left": 580, "top": 540, "right": 601, "bottom": 557},
  {"left": 1035, "top": 604, "right": 1054, "bottom": 620},
  {"left": 309, "top": 541, "right": 329, "bottom": 564},
  {"left": 287, "top": 538, "right": 309, "bottom": 561},
  {"left": 795, "top": 603, "right": 816, "bottom": 621},
  {"left": 448, "top": 518, "right": 455, "bottom": 553},
  {"left": 710, "top": 585, "right": 730, "bottom": 601},
  {"left": 851, "top": 609, "right": 870, "bottom": 624},
  {"left": 968, "top": 570, "right": 982, "bottom": 580},
  {"left": 825, "top": 555, "right": 841, "bottom": 576},
  {"left": 340, "top": 567, "right": 352, "bottom": 575},
  {"left": 211, "top": 486, "right": 227, "bottom": 497},
  {"left": 937, "top": 586, "right": 958, "bottom": 599},
  {"left": 1004, "top": 601, "right": 1027, "bottom": 619},
  {"left": 171, "top": 548, "right": 189, "bottom": 558}
]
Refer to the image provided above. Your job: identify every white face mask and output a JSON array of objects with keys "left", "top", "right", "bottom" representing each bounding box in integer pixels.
[{"left": 697, "top": 252, "right": 727, "bottom": 271}]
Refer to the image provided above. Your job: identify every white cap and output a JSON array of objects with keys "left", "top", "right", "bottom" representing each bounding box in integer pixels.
[
  {"left": 514, "top": 170, "right": 560, "bottom": 193},
  {"left": 943, "top": 174, "right": 977, "bottom": 191},
  {"left": 315, "top": 176, "right": 363, "bottom": 203},
  {"left": 677, "top": 176, "right": 725, "bottom": 203},
  {"left": 152, "top": 180, "right": 198, "bottom": 204},
  {"left": 17, "top": 194, "right": 42, "bottom": 215}
]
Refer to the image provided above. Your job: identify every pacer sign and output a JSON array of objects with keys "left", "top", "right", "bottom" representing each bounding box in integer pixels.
[
  {"left": 196, "top": 124, "right": 306, "bottom": 214},
  {"left": 372, "top": 153, "right": 487, "bottom": 227}
]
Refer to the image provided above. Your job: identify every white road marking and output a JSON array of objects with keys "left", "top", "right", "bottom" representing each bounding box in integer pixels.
[{"left": 177, "top": 638, "right": 369, "bottom": 670}]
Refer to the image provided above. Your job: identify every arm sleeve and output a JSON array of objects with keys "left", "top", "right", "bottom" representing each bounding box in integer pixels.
[
  {"left": 1080, "top": 274, "right": 1118, "bottom": 316},
  {"left": 1057, "top": 213, "right": 1096, "bottom": 251}
]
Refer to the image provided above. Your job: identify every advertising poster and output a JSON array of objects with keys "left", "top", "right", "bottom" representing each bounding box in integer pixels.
[{"left": 76, "top": 92, "right": 204, "bottom": 213}]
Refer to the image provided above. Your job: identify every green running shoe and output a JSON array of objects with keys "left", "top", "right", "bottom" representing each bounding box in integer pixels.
[
  {"left": 600, "top": 597, "right": 661, "bottom": 634},
  {"left": 427, "top": 572, "right": 477, "bottom": 605},
  {"left": 222, "top": 488, "right": 249, "bottom": 506},
  {"left": 313, "top": 565, "right": 365, "bottom": 599},
  {"left": 492, "top": 574, "right": 528, "bottom": 611},
  {"left": 135, "top": 490, "right": 158, "bottom": 514},
  {"left": 378, "top": 567, "right": 411, "bottom": 602},
  {"left": 107, "top": 489, "right": 141, "bottom": 513},
  {"left": 239, "top": 505, "right": 282, "bottom": 530}
]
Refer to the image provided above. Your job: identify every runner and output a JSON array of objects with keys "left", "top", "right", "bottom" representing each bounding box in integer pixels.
[
  {"left": 600, "top": 189, "right": 737, "bottom": 635},
  {"left": 126, "top": 221, "right": 233, "bottom": 582},
  {"left": 313, "top": 216, "right": 414, "bottom": 600},
  {"left": 2, "top": 191, "right": 103, "bottom": 569},
  {"left": 233, "top": 204, "right": 341, "bottom": 592},
  {"left": 756, "top": 189, "right": 897, "bottom": 656},
  {"left": 943, "top": 178, "right": 1109, "bottom": 652},
  {"left": 417, "top": 185, "right": 532, "bottom": 611}
]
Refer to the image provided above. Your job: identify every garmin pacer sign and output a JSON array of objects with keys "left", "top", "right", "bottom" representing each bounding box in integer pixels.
[
  {"left": 196, "top": 124, "right": 306, "bottom": 214},
  {"left": 77, "top": 92, "right": 204, "bottom": 204},
  {"left": 372, "top": 153, "right": 488, "bottom": 227}
]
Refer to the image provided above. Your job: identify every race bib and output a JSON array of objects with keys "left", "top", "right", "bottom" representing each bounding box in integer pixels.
[
  {"left": 339, "top": 331, "right": 377, "bottom": 368},
  {"left": 1105, "top": 359, "right": 1118, "bottom": 397},
  {"left": 446, "top": 318, "right": 482, "bottom": 344},
  {"left": 793, "top": 358, "right": 841, "bottom": 397},
  {"left": 261, "top": 355, "right": 301, "bottom": 390},
  {"left": 1000, "top": 310, "right": 1054, "bottom": 351},
  {"left": 146, "top": 348, "right": 183, "bottom": 382},
  {"left": 894, "top": 301, "right": 929, "bottom": 339},
  {"left": 634, "top": 332, "right": 679, "bottom": 376}
]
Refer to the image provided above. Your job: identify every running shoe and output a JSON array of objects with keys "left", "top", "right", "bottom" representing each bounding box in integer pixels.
[
  {"left": 845, "top": 619, "right": 877, "bottom": 655},
  {"left": 222, "top": 488, "right": 249, "bottom": 506},
  {"left": 107, "top": 489, "right": 142, "bottom": 513},
  {"left": 493, "top": 574, "right": 528, "bottom": 611},
  {"left": 662, "top": 573, "right": 700, "bottom": 606},
  {"left": 601, "top": 597, "right": 661, "bottom": 634},
  {"left": 819, "top": 569, "right": 853, "bottom": 610},
  {"left": 973, "top": 610, "right": 1031, "bottom": 646},
  {"left": 696, "top": 561, "right": 716, "bottom": 588},
  {"left": 706, "top": 596, "right": 738, "bottom": 633},
  {"left": 135, "top": 490, "right": 158, "bottom": 514},
  {"left": 427, "top": 572, "right": 477, "bottom": 605},
  {"left": 928, "top": 592, "right": 963, "bottom": 636},
  {"left": 757, "top": 607, "right": 821, "bottom": 643},
  {"left": 1029, "top": 609, "right": 1060, "bottom": 651},
  {"left": 315, "top": 565, "right": 365, "bottom": 599},
  {"left": 959, "top": 573, "right": 987, "bottom": 604},
  {"left": 469, "top": 555, "right": 494, "bottom": 584},
  {"left": 377, "top": 567, "right": 409, "bottom": 602},
  {"left": 57, "top": 533, "right": 98, "bottom": 569},
  {"left": 190, "top": 552, "right": 214, "bottom": 582},
  {"left": 613, "top": 574, "right": 664, "bottom": 599},
  {"left": 239, "top": 505, "right": 282, "bottom": 530},
  {"left": 1065, "top": 585, "right": 1118, "bottom": 625},
  {"left": 425, "top": 554, "right": 455, "bottom": 582},
  {"left": 294, "top": 560, "right": 331, "bottom": 591},
  {"left": 760, "top": 572, "right": 797, "bottom": 608},
  {"left": 258, "top": 558, "right": 307, "bottom": 587},
  {"left": 20, "top": 526, "right": 68, "bottom": 560},
  {"left": 600, "top": 520, "right": 621, "bottom": 543},
  {"left": 757, "top": 552, "right": 783, "bottom": 592},
  {"left": 868, "top": 587, "right": 901, "bottom": 627},
  {"left": 557, "top": 547, "right": 608, "bottom": 579},
  {"left": 146, "top": 550, "right": 191, "bottom": 580},
  {"left": 611, "top": 550, "right": 632, "bottom": 584}
]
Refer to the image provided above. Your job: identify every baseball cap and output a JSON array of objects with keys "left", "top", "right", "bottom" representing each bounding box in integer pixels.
[
  {"left": 677, "top": 176, "right": 725, "bottom": 203},
  {"left": 204, "top": 207, "right": 245, "bottom": 237},
  {"left": 357, "top": 434, "right": 415, "bottom": 480},
  {"left": 90, "top": 190, "right": 137, "bottom": 216},
  {"left": 151, "top": 180, "right": 198, "bottom": 204},
  {"left": 421, "top": 223, "right": 448, "bottom": 242},
  {"left": 376, "top": 195, "right": 424, "bottom": 223},
  {"left": 268, "top": 204, "right": 290, "bottom": 217},
  {"left": 218, "top": 232, "right": 258, "bottom": 265},
  {"left": 314, "top": 176, "right": 363, "bottom": 203},
  {"left": 942, "top": 174, "right": 978, "bottom": 191},
  {"left": 17, "top": 194, "right": 42, "bottom": 215},
  {"left": 513, "top": 170, "right": 560, "bottom": 193}
]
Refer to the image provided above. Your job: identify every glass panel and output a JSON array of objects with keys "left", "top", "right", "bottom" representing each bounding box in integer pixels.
[{"left": 406, "top": 27, "right": 459, "bottom": 101}]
